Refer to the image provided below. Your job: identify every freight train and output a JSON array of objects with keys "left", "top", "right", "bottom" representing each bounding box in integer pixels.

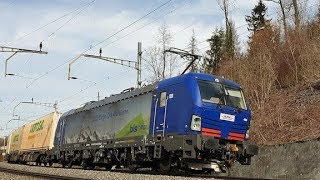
[{"left": 6, "top": 73, "right": 258, "bottom": 174}]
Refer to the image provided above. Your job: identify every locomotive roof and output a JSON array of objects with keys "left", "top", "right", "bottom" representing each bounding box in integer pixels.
[
  {"left": 157, "top": 73, "right": 241, "bottom": 89},
  {"left": 63, "top": 83, "right": 157, "bottom": 117}
]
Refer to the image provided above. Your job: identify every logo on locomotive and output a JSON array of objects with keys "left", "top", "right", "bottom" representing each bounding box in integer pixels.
[
  {"left": 13, "top": 135, "right": 19, "bottom": 142},
  {"left": 30, "top": 120, "right": 44, "bottom": 133}
]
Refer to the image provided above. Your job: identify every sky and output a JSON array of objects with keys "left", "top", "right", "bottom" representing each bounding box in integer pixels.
[{"left": 0, "top": 0, "right": 318, "bottom": 136}]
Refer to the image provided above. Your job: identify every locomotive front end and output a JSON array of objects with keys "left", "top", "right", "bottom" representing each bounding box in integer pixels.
[{"left": 187, "top": 75, "right": 258, "bottom": 173}]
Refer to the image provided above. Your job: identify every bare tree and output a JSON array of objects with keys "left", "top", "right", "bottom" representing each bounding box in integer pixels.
[
  {"left": 265, "top": 0, "right": 288, "bottom": 35},
  {"left": 158, "top": 23, "right": 173, "bottom": 79},
  {"left": 144, "top": 46, "right": 163, "bottom": 81},
  {"left": 292, "top": 0, "right": 300, "bottom": 30},
  {"left": 216, "top": 0, "right": 234, "bottom": 32},
  {"left": 186, "top": 29, "right": 200, "bottom": 72},
  {"left": 144, "top": 23, "right": 177, "bottom": 82}
]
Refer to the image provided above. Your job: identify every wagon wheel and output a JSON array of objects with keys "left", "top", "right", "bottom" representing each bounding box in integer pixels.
[
  {"left": 66, "top": 160, "right": 73, "bottom": 168},
  {"left": 48, "top": 161, "right": 53, "bottom": 167},
  {"left": 61, "top": 161, "right": 66, "bottom": 168}
]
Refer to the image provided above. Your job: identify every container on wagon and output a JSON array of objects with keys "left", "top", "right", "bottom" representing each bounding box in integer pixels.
[{"left": 20, "top": 112, "right": 60, "bottom": 151}]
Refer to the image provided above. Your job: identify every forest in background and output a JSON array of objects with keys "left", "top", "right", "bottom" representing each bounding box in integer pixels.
[
  {"left": 145, "top": 0, "right": 320, "bottom": 145},
  {"left": 214, "top": 0, "right": 320, "bottom": 145}
]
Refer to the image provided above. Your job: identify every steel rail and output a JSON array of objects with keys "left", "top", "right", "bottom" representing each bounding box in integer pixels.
[{"left": 0, "top": 166, "right": 89, "bottom": 180}]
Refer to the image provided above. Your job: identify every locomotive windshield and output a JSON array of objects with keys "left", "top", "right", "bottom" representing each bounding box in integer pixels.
[{"left": 197, "top": 80, "right": 247, "bottom": 110}]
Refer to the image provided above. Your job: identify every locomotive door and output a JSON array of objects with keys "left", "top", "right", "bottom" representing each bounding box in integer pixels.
[{"left": 152, "top": 90, "right": 169, "bottom": 136}]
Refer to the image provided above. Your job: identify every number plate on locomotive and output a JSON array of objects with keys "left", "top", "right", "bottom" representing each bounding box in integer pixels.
[{"left": 220, "top": 113, "right": 235, "bottom": 122}]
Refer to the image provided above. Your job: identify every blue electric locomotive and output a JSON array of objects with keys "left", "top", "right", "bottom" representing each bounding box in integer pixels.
[{"left": 52, "top": 73, "right": 258, "bottom": 173}]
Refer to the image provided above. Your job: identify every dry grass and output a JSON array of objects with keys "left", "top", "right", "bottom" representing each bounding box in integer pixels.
[
  {"left": 215, "top": 19, "right": 320, "bottom": 145},
  {"left": 250, "top": 85, "right": 320, "bottom": 145}
]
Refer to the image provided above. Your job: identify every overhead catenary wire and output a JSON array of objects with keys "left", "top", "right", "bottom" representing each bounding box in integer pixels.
[
  {"left": 58, "top": 69, "right": 132, "bottom": 109},
  {"left": 41, "top": 0, "right": 95, "bottom": 45},
  {"left": 1, "top": 1, "right": 96, "bottom": 114},
  {"left": 5, "top": 0, "right": 95, "bottom": 46},
  {"left": 56, "top": 0, "right": 194, "bottom": 108},
  {"left": 71, "top": 0, "right": 192, "bottom": 73},
  {"left": 25, "top": 0, "right": 175, "bottom": 89}
]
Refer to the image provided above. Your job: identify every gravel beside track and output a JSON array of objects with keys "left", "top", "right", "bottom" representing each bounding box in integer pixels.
[
  {"left": 0, "top": 162, "right": 219, "bottom": 180},
  {"left": 0, "top": 171, "right": 41, "bottom": 180}
]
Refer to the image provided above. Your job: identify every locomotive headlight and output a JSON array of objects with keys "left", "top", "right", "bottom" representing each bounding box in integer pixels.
[
  {"left": 191, "top": 115, "right": 201, "bottom": 131},
  {"left": 245, "top": 129, "right": 250, "bottom": 139}
]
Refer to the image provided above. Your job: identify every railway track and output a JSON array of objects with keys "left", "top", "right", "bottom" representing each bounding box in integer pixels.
[
  {"left": 0, "top": 164, "right": 273, "bottom": 180},
  {"left": 110, "top": 169, "right": 273, "bottom": 180},
  {"left": 0, "top": 166, "right": 89, "bottom": 180}
]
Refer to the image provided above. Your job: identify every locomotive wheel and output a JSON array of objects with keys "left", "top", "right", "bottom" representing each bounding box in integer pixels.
[
  {"left": 105, "top": 164, "right": 113, "bottom": 171},
  {"left": 158, "top": 159, "right": 172, "bottom": 173},
  {"left": 81, "top": 159, "right": 89, "bottom": 170},
  {"left": 127, "top": 159, "right": 138, "bottom": 172},
  {"left": 88, "top": 165, "right": 95, "bottom": 170}
]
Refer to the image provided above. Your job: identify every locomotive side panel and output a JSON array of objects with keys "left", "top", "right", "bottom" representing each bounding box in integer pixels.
[
  {"left": 8, "top": 126, "right": 24, "bottom": 153},
  {"left": 20, "top": 112, "right": 60, "bottom": 151},
  {"left": 62, "top": 92, "right": 153, "bottom": 144}
]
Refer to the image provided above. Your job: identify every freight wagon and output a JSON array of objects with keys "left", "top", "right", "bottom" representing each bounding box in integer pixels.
[
  {"left": 7, "top": 112, "right": 60, "bottom": 165},
  {"left": 52, "top": 73, "right": 258, "bottom": 173}
]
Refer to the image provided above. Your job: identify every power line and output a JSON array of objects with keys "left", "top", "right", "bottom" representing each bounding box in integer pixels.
[
  {"left": 89, "top": 0, "right": 173, "bottom": 52},
  {"left": 11, "top": 1, "right": 95, "bottom": 80},
  {"left": 72, "top": 0, "right": 191, "bottom": 74},
  {"left": 41, "top": 0, "right": 95, "bottom": 44},
  {"left": 6, "top": 0, "right": 95, "bottom": 46},
  {"left": 101, "top": 0, "right": 191, "bottom": 49},
  {"left": 25, "top": 0, "right": 174, "bottom": 88},
  {"left": 58, "top": 69, "right": 131, "bottom": 105},
  {"left": 59, "top": 0, "right": 193, "bottom": 105}
]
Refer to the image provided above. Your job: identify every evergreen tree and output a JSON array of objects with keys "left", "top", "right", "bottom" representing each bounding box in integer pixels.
[
  {"left": 224, "top": 20, "right": 238, "bottom": 58},
  {"left": 204, "top": 28, "right": 225, "bottom": 74},
  {"left": 245, "top": 0, "right": 269, "bottom": 32}
]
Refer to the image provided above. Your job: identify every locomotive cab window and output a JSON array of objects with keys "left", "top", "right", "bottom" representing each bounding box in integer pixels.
[
  {"left": 197, "top": 80, "right": 247, "bottom": 110},
  {"left": 160, "top": 92, "right": 167, "bottom": 107}
]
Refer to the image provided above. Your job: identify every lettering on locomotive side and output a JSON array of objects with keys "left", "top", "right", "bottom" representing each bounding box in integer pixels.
[
  {"left": 129, "top": 124, "right": 147, "bottom": 133},
  {"left": 30, "top": 120, "right": 44, "bottom": 133},
  {"left": 94, "top": 109, "right": 129, "bottom": 121}
]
